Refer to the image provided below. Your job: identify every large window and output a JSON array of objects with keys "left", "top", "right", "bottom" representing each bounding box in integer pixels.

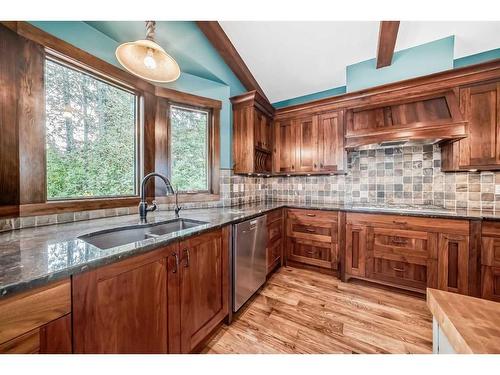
[
  {"left": 169, "top": 105, "right": 210, "bottom": 192},
  {"left": 45, "top": 58, "right": 138, "bottom": 200}
]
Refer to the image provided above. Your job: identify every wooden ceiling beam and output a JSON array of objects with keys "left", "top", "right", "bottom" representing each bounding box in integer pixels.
[
  {"left": 376, "top": 21, "right": 400, "bottom": 69},
  {"left": 196, "top": 21, "right": 270, "bottom": 103}
]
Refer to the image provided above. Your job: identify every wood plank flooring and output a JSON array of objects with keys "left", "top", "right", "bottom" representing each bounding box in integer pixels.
[{"left": 202, "top": 267, "right": 433, "bottom": 354}]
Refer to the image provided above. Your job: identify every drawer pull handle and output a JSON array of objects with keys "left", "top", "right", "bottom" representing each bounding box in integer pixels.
[
  {"left": 393, "top": 220, "right": 407, "bottom": 225},
  {"left": 306, "top": 250, "right": 316, "bottom": 255},
  {"left": 393, "top": 267, "right": 405, "bottom": 272},
  {"left": 306, "top": 213, "right": 316, "bottom": 217},
  {"left": 390, "top": 239, "right": 408, "bottom": 245},
  {"left": 306, "top": 228, "right": 316, "bottom": 233}
]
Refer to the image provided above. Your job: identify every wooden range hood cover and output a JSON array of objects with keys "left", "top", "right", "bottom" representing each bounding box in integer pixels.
[{"left": 344, "top": 90, "right": 468, "bottom": 149}]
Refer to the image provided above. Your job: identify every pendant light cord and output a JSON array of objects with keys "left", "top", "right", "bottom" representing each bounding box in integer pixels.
[{"left": 145, "top": 21, "right": 156, "bottom": 41}]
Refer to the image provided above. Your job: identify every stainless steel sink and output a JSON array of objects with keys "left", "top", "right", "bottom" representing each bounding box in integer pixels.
[{"left": 78, "top": 218, "right": 208, "bottom": 250}]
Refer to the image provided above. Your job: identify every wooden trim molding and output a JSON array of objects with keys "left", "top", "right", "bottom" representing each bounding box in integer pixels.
[
  {"left": 196, "top": 21, "right": 269, "bottom": 102},
  {"left": 20, "top": 197, "right": 141, "bottom": 217},
  {"left": 376, "top": 21, "right": 400, "bottom": 69},
  {"left": 274, "top": 58, "right": 500, "bottom": 119},
  {"left": 155, "top": 86, "right": 221, "bottom": 109}
]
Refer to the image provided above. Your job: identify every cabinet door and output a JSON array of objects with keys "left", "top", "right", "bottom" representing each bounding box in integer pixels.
[
  {"left": 274, "top": 119, "right": 296, "bottom": 173},
  {"left": 317, "top": 111, "right": 344, "bottom": 172},
  {"left": 294, "top": 116, "right": 317, "bottom": 173},
  {"left": 179, "top": 229, "right": 228, "bottom": 353},
  {"left": 254, "top": 109, "right": 271, "bottom": 151},
  {"left": 438, "top": 233, "right": 470, "bottom": 295},
  {"left": 461, "top": 82, "right": 500, "bottom": 167},
  {"left": 345, "top": 224, "right": 367, "bottom": 277},
  {"left": 73, "top": 248, "right": 171, "bottom": 353},
  {"left": 481, "top": 231, "right": 500, "bottom": 301}
]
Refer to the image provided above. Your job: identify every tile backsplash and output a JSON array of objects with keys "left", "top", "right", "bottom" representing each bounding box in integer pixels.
[
  {"left": 1, "top": 144, "right": 500, "bottom": 232},
  {"left": 268, "top": 144, "right": 500, "bottom": 211}
]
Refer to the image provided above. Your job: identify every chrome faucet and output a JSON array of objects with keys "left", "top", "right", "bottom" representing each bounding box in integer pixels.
[{"left": 139, "top": 172, "right": 175, "bottom": 223}]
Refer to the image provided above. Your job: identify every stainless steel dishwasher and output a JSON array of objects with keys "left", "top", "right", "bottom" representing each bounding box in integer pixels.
[{"left": 233, "top": 215, "right": 267, "bottom": 312}]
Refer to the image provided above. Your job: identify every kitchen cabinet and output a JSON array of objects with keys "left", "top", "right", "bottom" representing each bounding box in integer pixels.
[
  {"left": 344, "top": 213, "right": 472, "bottom": 294},
  {"left": 274, "top": 118, "right": 296, "bottom": 173},
  {"left": 481, "top": 221, "right": 500, "bottom": 302},
  {"left": 231, "top": 90, "right": 274, "bottom": 174},
  {"left": 72, "top": 228, "right": 229, "bottom": 354},
  {"left": 266, "top": 209, "right": 283, "bottom": 275},
  {"left": 286, "top": 209, "right": 339, "bottom": 271},
  {"left": 179, "top": 228, "right": 229, "bottom": 353},
  {"left": 316, "top": 111, "right": 345, "bottom": 172},
  {"left": 273, "top": 110, "right": 345, "bottom": 175},
  {"left": 72, "top": 246, "right": 171, "bottom": 354},
  {"left": 0, "top": 280, "right": 72, "bottom": 354},
  {"left": 441, "top": 81, "right": 500, "bottom": 171}
]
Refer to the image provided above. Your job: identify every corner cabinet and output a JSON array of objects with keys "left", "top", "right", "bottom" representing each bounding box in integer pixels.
[
  {"left": 72, "top": 228, "right": 229, "bottom": 354},
  {"left": 273, "top": 110, "right": 345, "bottom": 175},
  {"left": 231, "top": 90, "right": 274, "bottom": 174},
  {"left": 441, "top": 81, "right": 500, "bottom": 171}
]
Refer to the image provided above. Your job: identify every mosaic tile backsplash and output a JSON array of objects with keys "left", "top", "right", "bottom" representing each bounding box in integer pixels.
[
  {"left": 268, "top": 144, "right": 500, "bottom": 211},
  {"left": 1, "top": 144, "right": 500, "bottom": 232}
]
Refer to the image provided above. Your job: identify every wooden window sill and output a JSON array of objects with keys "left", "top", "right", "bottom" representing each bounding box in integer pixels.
[{"left": 154, "top": 193, "right": 220, "bottom": 204}]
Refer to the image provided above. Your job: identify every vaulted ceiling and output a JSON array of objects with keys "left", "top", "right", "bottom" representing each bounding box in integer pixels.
[{"left": 219, "top": 21, "right": 500, "bottom": 103}]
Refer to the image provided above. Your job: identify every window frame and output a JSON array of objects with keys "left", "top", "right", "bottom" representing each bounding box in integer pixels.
[
  {"left": 44, "top": 51, "right": 142, "bottom": 201},
  {"left": 168, "top": 102, "right": 212, "bottom": 194}
]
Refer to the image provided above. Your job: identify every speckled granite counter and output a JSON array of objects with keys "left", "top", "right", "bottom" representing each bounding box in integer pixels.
[{"left": 1, "top": 201, "right": 499, "bottom": 299}]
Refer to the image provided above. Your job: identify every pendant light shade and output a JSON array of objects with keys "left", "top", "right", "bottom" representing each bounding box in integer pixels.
[{"left": 116, "top": 21, "right": 180, "bottom": 83}]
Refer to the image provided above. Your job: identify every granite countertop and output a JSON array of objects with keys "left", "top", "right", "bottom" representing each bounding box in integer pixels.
[{"left": 1, "top": 201, "right": 499, "bottom": 299}]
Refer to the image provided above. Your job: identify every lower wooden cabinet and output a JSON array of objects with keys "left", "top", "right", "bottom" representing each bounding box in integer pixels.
[
  {"left": 345, "top": 213, "right": 471, "bottom": 294},
  {"left": 0, "top": 280, "right": 72, "bottom": 354},
  {"left": 286, "top": 209, "right": 339, "bottom": 270},
  {"left": 481, "top": 221, "right": 500, "bottom": 302},
  {"left": 179, "top": 229, "right": 229, "bottom": 353},
  {"left": 72, "top": 228, "right": 229, "bottom": 354},
  {"left": 266, "top": 209, "right": 283, "bottom": 274},
  {"left": 73, "top": 247, "right": 171, "bottom": 354}
]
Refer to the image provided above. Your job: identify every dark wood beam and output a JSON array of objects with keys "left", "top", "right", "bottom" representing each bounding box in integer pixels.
[
  {"left": 196, "top": 21, "right": 270, "bottom": 103},
  {"left": 376, "top": 21, "right": 400, "bottom": 69}
]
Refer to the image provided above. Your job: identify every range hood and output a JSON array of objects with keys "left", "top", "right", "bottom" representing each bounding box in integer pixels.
[{"left": 344, "top": 90, "right": 468, "bottom": 150}]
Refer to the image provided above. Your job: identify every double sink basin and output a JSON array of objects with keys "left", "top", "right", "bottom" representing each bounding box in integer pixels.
[{"left": 78, "top": 218, "right": 208, "bottom": 250}]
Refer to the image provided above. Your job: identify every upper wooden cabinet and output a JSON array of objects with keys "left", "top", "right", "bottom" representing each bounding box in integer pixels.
[
  {"left": 231, "top": 90, "right": 274, "bottom": 174},
  {"left": 273, "top": 110, "right": 345, "bottom": 175},
  {"left": 441, "top": 81, "right": 500, "bottom": 171},
  {"left": 345, "top": 91, "right": 467, "bottom": 149}
]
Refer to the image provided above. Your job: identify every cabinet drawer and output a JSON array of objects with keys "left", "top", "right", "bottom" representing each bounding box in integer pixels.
[
  {"left": 287, "top": 209, "right": 338, "bottom": 223},
  {"left": 267, "top": 219, "right": 283, "bottom": 243},
  {"left": 288, "top": 220, "right": 335, "bottom": 242},
  {"left": 0, "top": 280, "right": 71, "bottom": 345},
  {"left": 287, "top": 237, "right": 336, "bottom": 269},
  {"left": 372, "top": 227, "right": 431, "bottom": 265},
  {"left": 370, "top": 258, "right": 428, "bottom": 291}
]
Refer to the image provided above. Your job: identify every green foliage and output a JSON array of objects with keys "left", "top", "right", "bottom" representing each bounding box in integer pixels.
[
  {"left": 45, "top": 60, "right": 136, "bottom": 199},
  {"left": 170, "top": 106, "right": 208, "bottom": 192}
]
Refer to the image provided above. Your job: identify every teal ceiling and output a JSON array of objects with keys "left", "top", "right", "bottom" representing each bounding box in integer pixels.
[{"left": 84, "top": 21, "right": 244, "bottom": 93}]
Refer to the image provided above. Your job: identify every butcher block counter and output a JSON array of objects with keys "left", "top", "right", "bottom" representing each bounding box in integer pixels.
[{"left": 427, "top": 288, "right": 500, "bottom": 354}]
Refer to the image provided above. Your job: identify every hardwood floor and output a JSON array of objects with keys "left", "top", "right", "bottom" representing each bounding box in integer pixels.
[{"left": 202, "top": 267, "right": 433, "bottom": 354}]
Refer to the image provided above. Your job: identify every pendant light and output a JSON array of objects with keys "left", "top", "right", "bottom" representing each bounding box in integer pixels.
[{"left": 116, "top": 21, "right": 180, "bottom": 83}]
